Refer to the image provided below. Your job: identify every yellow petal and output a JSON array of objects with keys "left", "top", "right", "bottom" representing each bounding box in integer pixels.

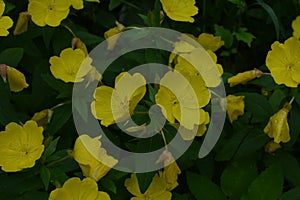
[
  {"left": 160, "top": 0, "right": 198, "bottom": 23},
  {"left": 0, "top": 0, "right": 5, "bottom": 16},
  {"left": 226, "top": 95, "right": 245, "bottom": 123},
  {"left": 228, "top": 69, "right": 263, "bottom": 87},
  {"left": 28, "top": 1, "right": 48, "bottom": 27},
  {"left": 96, "top": 192, "right": 111, "bottom": 200},
  {"left": 0, "top": 16, "right": 13, "bottom": 36},
  {"left": 292, "top": 16, "right": 300, "bottom": 39},
  {"left": 7, "top": 66, "right": 29, "bottom": 92},
  {"left": 125, "top": 174, "right": 143, "bottom": 197},
  {"left": 71, "top": 0, "right": 84, "bottom": 10},
  {"left": 197, "top": 33, "right": 224, "bottom": 52}
]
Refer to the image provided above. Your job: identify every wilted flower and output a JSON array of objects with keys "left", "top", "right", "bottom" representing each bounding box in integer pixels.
[
  {"left": 125, "top": 173, "right": 172, "bottom": 200},
  {"left": 104, "top": 21, "right": 125, "bottom": 50},
  {"left": 264, "top": 103, "right": 291, "bottom": 143},
  {"left": 13, "top": 12, "right": 30, "bottom": 35},
  {"left": 31, "top": 109, "right": 53, "bottom": 128},
  {"left": 266, "top": 37, "right": 300, "bottom": 87},
  {"left": 264, "top": 141, "right": 281, "bottom": 154},
  {"left": 50, "top": 48, "right": 93, "bottom": 83},
  {"left": 49, "top": 177, "right": 111, "bottom": 200},
  {"left": 155, "top": 71, "right": 210, "bottom": 130},
  {"left": 72, "top": 37, "right": 89, "bottom": 56},
  {"left": 226, "top": 95, "right": 245, "bottom": 123},
  {"left": 228, "top": 68, "right": 263, "bottom": 87},
  {"left": 197, "top": 33, "right": 224, "bottom": 52},
  {"left": 292, "top": 16, "right": 300, "bottom": 39},
  {"left": 160, "top": 0, "right": 198, "bottom": 23},
  {"left": 91, "top": 72, "right": 146, "bottom": 127},
  {"left": 73, "top": 134, "right": 118, "bottom": 181},
  {"left": 0, "top": 120, "right": 44, "bottom": 172},
  {"left": 0, "top": 64, "right": 29, "bottom": 92},
  {"left": 0, "top": 0, "right": 13, "bottom": 36},
  {"left": 28, "top": 0, "right": 70, "bottom": 27}
]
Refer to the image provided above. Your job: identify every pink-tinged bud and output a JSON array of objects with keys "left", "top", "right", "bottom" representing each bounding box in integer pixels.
[{"left": 0, "top": 64, "right": 7, "bottom": 82}]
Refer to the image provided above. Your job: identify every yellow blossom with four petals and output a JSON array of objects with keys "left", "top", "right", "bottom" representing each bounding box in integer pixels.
[
  {"left": 91, "top": 72, "right": 146, "bottom": 127},
  {"left": 50, "top": 48, "right": 93, "bottom": 83},
  {"left": 49, "top": 177, "right": 111, "bottom": 200},
  {"left": 0, "top": 120, "right": 44, "bottom": 172}
]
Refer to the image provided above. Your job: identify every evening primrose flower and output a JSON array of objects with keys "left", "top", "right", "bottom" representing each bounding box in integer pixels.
[
  {"left": 28, "top": 0, "right": 70, "bottom": 27},
  {"left": 197, "top": 33, "right": 224, "bottom": 52},
  {"left": 91, "top": 72, "right": 146, "bottom": 127},
  {"left": 264, "top": 103, "right": 291, "bottom": 143},
  {"left": 125, "top": 173, "right": 172, "bottom": 200},
  {"left": 0, "top": 64, "right": 29, "bottom": 92},
  {"left": 160, "top": 0, "right": 198, "bottom": 23},
  {"left": 50, "top": 48, "right": 93, "bottom": 83},
  {"left": 155, "top": 71, "right": 210, "bottom": 130},
  {"left": 0, "top": 120, "right": 44, "bottom": 172},
  {"left": 228, "top": 68, "right": 263, "bottom": 87},
  {"left": 73, "top": 134, "right": 118, "bottom": 181},
  {"left": 104, "top": 21, "right": 125, "bottom": 50},
  {"left": 226, "top": 95, "right": 245, "bottom": 123},
  {"left": 292, "top": 16, "right": 300, "bottom": 39},
  {"left": 49, "top": 177, "right": 111, "bottom": 200},
  {"left": 0, "top": 0, "right": 13, "bottom": 36},
  {"left": 266, "top": 37, "right": 300, "bottom": 87}
]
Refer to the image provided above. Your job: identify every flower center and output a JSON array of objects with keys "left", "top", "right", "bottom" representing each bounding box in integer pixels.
[{"left": 287, "top": 63, "right": 294, "bottom": 70}]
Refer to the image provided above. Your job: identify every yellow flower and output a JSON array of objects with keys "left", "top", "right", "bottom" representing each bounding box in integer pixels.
[
  {"left": 13, "top": 12, "right": 30, "bottom": 35},
  {"left": 266, "top": 37, "right": 300, "bottom": 87},
  {"left": 50, "top": 48, "right": 93, "bottom": 83},
  {"left": 49, "top": 177, "right": 111, "bottom": 200},
  {"left": 73, "top": 134, "right": 118, "bottom": 181},
  {"left": 0, "top": 0, "right": 13, "bottom": 36},
  {"left": 125, "top": 173, "right": 172, "bottom": 200},
  {"left": 91, "top": 72, "right": 146, "bottom": 127},
  {"left": 0, "top": 64, "right": 29, "bottom": 92},
  {"left": 197, "top": 33, "right": 224, "bottom": 52},
  {"left": 292, "top": 16, "right": 300, "bottom": 39},
  {"left": 28, "top": 0, "right": 70, "bottom": 27},
  {"left": 228, "top": 68, "right": 263, "bottom": 87},
  {"left": 176, "top": 48, "right": 222, "bottom": 87},
  {"left": 264, "top": 103, "right": 291, "bottom": 143},
  {"left": 104, "top": 21, "right": 125, "bottom": 51},
  {"left": 0, "top": 120, "right": 44, "bottom": 172},
  {"left": 160, "top": 0, "right": 198, "bottom": 23},
  {"left": 155, "top": 71, "right": 210, "bottom": 130},
  {"left": 226, "top": 95, "right": 245, "bottom": 123},
  {"left": 264, "top": 141, "right": 281, "bottom": 154},
  {"left": 71, "top": 0, "right": 84, "bottom": 10}
]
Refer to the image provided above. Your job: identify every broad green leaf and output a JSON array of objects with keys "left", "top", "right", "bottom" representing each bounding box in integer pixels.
[
  {"left": 136, "top": 172, "right": 156, "bottom": 194},
  {"left": 187, "top": 172, "right": 227, "bottom": 200},
  {"left": 241, "top": 164, "right": 283, "bottom": 200},
  {"left": 0, "top": 48, "right": 24, "bottom": 67},
  {"left": 40, "top": 166, "right": 51, "bottom": 191},
  {"left": 268, "top": 89, "right": 286, "bottom": 112},
  {"left": 109, "top": 0, "right": 123, "bottom": 10},
  {"left": 221, "top": 158, "right": 257, "bottom": 199},
  {"left": 214, "top": 25, "right": 233, "bottom": 48},
  {"left": 281, "top": 187, "right": 300, "bottom": 200},
  {"left": 99, "top": 177, "right": 117, "bottom": 194},
  {"left": 287, "top": 103, "right": 300, "bottom": 147},
  {"left": 277, "top": 152, "right": 300, "bottom": 186},
  {"left": 233, "top": 28, "right": 255, "bottom": 47}
]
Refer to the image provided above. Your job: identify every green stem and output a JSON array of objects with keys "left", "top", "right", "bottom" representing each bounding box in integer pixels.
[{"left": 46, "top": 155, "right": 71, "bottom": 167}]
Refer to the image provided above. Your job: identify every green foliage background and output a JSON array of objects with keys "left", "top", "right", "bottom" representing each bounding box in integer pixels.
[{"left": 1, "top": 0, "right": 300, "bottom": 199}]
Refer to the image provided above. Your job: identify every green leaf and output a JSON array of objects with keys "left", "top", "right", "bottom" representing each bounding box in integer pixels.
[
  {"left": 76, "top": 31, "right": 103, "bottom": 45},
  {"left": 241, "top": 164, "right": 283, "bottom": 200},
  {"left": 268, "top": 89, "right": 286, "bottom": 112},
  {"left": 256, "top": 0, "right": 280, "bottom": 40},
  {"left": 43, "top": 137, "right": 61, "bottom": 158},
  {"left": 221, "top": 158, "right": 257, "bottom": 199},
  {"left": 281, "top": 186, "right": 300, "bottom": 200},
  {"left": 0, "top": 48, "right": 24, "bottom": 67},
  {"left": 214, "top": 25, "right": 233, "bottom": 48},
  {"left": 40, "top": 166, "right": 51, "bottom": 191},
  {"left": 45, "top": 103, "right": 72, "bottom": 137},
  {"left": 233, "top": 28, "right": 255, "bottom": 47},
  {"left": 234, "top": 129, "right": 269, "bottom": 159},
  {"left": 136, "top": 172, "right": 156, "bottom": 194},
  {"left": 99, "top": 177, "right": 117, "bottom": 194},
  {"left": 109, "top": 0, "right": 123, "bottom": 10},
  {"left": 277, "top": 152, "right": 300, "bottom": 186},
  {"left": 186, "top": 172, "right": 227, "bottom": 200}
]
